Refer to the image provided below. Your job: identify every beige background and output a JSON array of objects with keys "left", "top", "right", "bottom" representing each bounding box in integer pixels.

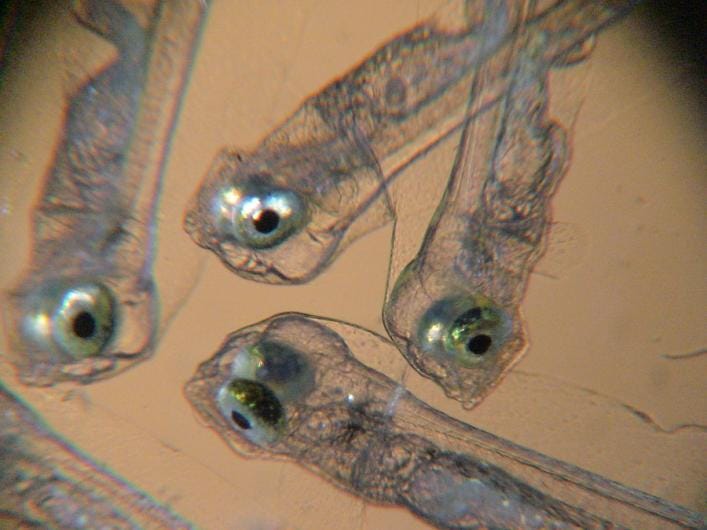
[{"left": 0, "top": 2, "right": 705, "bottom": 529}]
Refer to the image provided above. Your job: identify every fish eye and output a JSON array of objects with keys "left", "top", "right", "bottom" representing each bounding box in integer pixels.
[
  {"left": 253, "top": 341, "right": 315, "bottom": 400},
  {"left": 229, "top": 340, "right": 316, "bottom": 401},
  {"left": 417, "top": 296, "right": 511, "bottom": 367},
  {"left": 22, "top": 280, "right": 117, "bottom": 360},
  {"left": 217, "top": 378, "right": 285, "bottom": 446},
  {"left": 212, "top": 182, "right": 307, "bottom": 249},
  {"left": 52, "top": 282, "right": 116, "bottom": 359}
]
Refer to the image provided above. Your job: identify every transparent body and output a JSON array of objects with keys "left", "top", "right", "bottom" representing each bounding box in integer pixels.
[
  {"left": 0, "top": 1, "right": 704, "bottom": 529},
  {"left": 2, "top": 0, "right": 208, "bottom": 385},
  {"left": 186, "top": 313, "right": 703, "bottom": 529}
]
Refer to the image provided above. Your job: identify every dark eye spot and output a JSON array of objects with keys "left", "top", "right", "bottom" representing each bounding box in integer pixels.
[
  {"left": 385, "top": 77, "right": 406, "bottom": 108},
  {"left": 73, "top": 311, "right": 96, "bottom": 339},
  {"left": 454, "top": 307, "right": 483, "bottom": 328},
  {"left": 231, "top": 410, "right": 252, "bottom": 430},
  {"left": 467, "top": 307, "right": 482, "bottom": 321},
  {"left": 227, "top": 379, "right": 284, "bottom": 428},
  {"left": 467, "top": 334, "right": 492, "bottom": 355},
  {"left": 252, "top": 209, "right": 280, "bottom": 234},
  {"left": 257, "top": 342, "right": 305, "bottom": 384},
  {"left": 254, "top": 392, "right": 283, "bottom": 426},
  {"left": 338, "top": 421, "right": 365, "bottom": 444}
]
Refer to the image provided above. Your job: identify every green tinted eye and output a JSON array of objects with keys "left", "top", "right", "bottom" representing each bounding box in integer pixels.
[
  {"left": 52, "top": 282, "right": 116, "bottom": 358},
  {"left": 22, "top": 280, "right": 117, "bottom": 360},
  {"left": 417, "top": 296, "right": 510, "bottom": 367},
  {"left": 212, "top": 182, "right": 307, "bottom": 249},
  {"left": 217, "top": 378, "right": 285, "bottom": 446}
]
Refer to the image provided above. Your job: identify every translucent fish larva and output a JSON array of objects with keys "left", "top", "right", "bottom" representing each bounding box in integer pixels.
[
  {"left": 383, "top": 3, "right": 613, "bottom": 406},
  {"left": 185, "top": 314, "right": 704, "bottom": 530},
  {"left": 184, "top": 0, "right": 635, "bottom": 284},
  {"left": 3, "top": 0, "right": 209, "bottom": 385}
]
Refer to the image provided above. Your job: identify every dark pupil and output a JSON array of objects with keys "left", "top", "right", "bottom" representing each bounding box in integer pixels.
[
  {"left": 231, "top": 410, "right": 252, "bottom": 430},
  {"left": 73, "top": 311, "right": 96, "bottom": 339},
  {"left": 253, "top": 209, "right": 280, "bottom": 234},
  {"left": 467, "top": 334, "right": 492, "bottom": 355}
]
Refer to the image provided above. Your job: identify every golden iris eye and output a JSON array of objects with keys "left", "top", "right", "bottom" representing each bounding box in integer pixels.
[
  {"left": 23, "top": 280, "right": 117, "bottom": 360},
  {"left": 212, "top": 182, "right": 307, "bottom": 249},
  {"left": 217, "top": 378, "right": 285, "bottom": 446},
  {"left": 417, "top": 295, "right": 511, "bottom": 367}
]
